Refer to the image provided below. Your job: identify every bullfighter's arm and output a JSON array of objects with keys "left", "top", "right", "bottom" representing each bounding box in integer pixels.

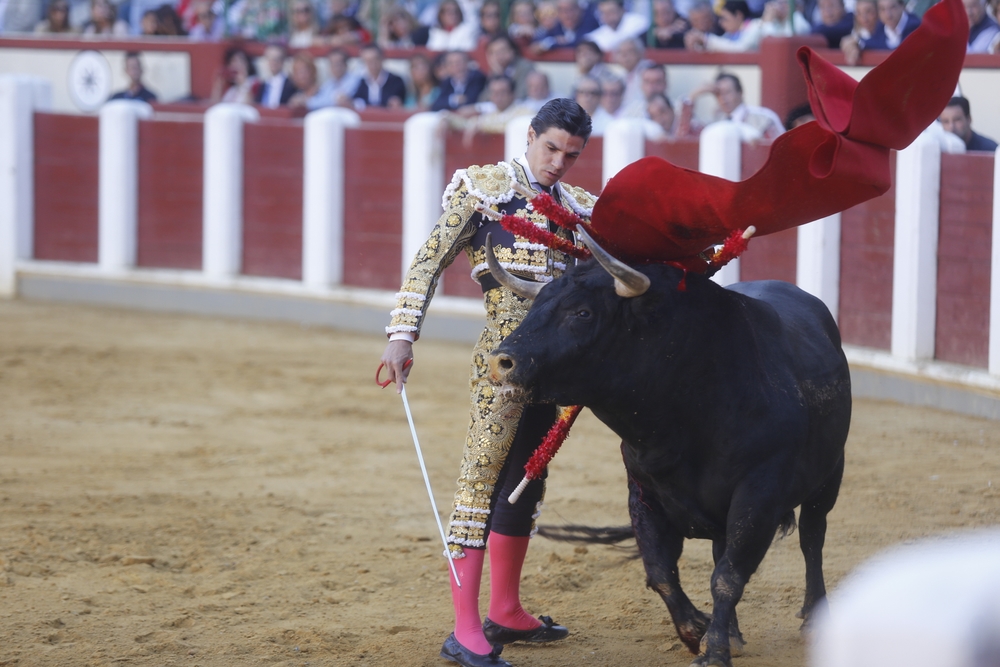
[{"left": 385, "top": 179, "right": 479, "bottom": 341}]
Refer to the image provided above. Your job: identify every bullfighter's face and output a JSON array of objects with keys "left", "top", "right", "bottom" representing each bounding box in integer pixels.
[{"left": 525, "top": 126, "right": 586, "bottom": 188}]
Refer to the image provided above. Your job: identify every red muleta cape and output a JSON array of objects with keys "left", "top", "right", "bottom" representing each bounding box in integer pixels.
[{"left": 586, "top": 0, "right": 969, "bottom": 270}]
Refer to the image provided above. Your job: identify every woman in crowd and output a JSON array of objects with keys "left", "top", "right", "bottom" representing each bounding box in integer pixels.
[
  {"left": 81, "top": 0, "right": 129, "bottom": 35},
  {"left": 322, "top": 13, "right": 370, "bottom": 46},
  {"left": 426, "top": 0, "right": 479, "bottom": 51},
  {"left": 379, "top": 6, "right": 419, "bottom": 48},
  {"left": 406, "top": 52, "right": 440, "bottom": 109},
  {"left": 210, "top": 47, "right": 260, "bottom": 104},
  {"left": 288, "top": 52, "right": 322, "bottom": 108},
  {"left": 476, "top": 0, "right": 505, "bottom": 45},
  {"left": 34, "top": 0, "right": 76, "bottom": 33},
  {"left": 507, "top": 0, "right": 537, "bottom": 47},
  {"left": 289, "top": 0, "right": 321, "bottom": 47},
  {"left": 840, "top": 0, "right": 879, "bottom": 63}
]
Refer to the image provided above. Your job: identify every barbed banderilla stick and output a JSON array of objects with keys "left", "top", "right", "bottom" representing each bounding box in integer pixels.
[{"left": 377, "top": 361, "right": 462, "bottom": 588}]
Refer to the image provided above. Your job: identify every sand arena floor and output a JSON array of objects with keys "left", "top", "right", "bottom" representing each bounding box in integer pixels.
[{"left": 1, "top": 299, "right": 999, "bottom": 667}]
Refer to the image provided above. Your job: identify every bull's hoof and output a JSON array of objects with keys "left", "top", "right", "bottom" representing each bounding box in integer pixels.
[
  {"left": 699, "top": 633, "right": 745, "bottom": 657},
  {"left": 688, "top": 653, "right": 732, "bottom": 667},
  {"left": 729, "top": 632, "right": 746, "bottom": 657}
]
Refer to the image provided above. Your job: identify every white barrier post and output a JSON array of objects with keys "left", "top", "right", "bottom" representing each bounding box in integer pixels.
[
  {"left": 990, "top": 145, "right": 1000, "bottom": 376},
  {"left": 603, "top": 118, "right": 645, "bottom": 186},
  {"left": 202, "top": 103, "right": 260, "bottom": 279},
  {"left": 891, "top": 130, "right": 945, "bottom": 361},
  {"left": 302, "top": 107, "right": 361, "bottom": 289},
  {"left": 402, "top": 112, "right": 445, "bottom": 282},
  {"left": 797, "top": 214, "right": 842, "bottom": 321},
  {"left": 700, "top": 121, "right": 743, "bottom": 286},
  {"left": 0, "top": 75, "right": 51, "bottom": 297},
  {"left": 504, "top": 115, "right": 531, "bottom": 162},
  {"left": 98, "top": 100, "right": 154, "bottom": 272}
]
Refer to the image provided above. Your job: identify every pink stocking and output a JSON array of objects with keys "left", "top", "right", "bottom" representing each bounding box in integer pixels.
[
  {"left": 450, "top": 548, "right": 493, "bottom": 655},
  {"left": 487, "top": 533, "right": 542, "bottom": 630}
]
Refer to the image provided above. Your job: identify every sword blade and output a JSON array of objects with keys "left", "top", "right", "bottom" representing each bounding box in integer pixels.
[{"left": 400, "top": 385, "right": 462, "bottom": 588}]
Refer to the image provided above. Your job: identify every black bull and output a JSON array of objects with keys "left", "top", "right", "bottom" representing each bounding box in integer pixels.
[{"left": 488, "top": 250, "right": 851, "bottom": 667}]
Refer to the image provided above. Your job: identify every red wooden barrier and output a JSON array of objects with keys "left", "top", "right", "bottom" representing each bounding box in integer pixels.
[
  {"left": 342, "top": 124, "right": 405, "bottom": 291},
  {"left": 935, "top": 153, "right": 994, "bottom": 369},
  {"left": 644, "top": 138, "right": 700, "bottom": 171},
  {"left": 739, "top": 142, "right": 797, "bottom": 284},
  {"left": 242, "top": 121, "right": 305, "bottom": 280},
  {"left": 33, "top": 113, "right": 99, "bottom": 263},
  {"left": 838, "top": 153, "right": 896, "bottom": 350},
  {"left": 442, "top": 131, "right": 506, "bottom": 298},
  {"left": 137, "top": 117, "right": 203, "bottom": 270}
]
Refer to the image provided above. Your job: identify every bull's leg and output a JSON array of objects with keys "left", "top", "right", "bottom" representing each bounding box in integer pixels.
[
  {"left": 627, "top": 474, "right": 709, "bottom": 654},
  {"left": 796, "top": 454, "right": 844, "bottom": 626},
  {"left": 711, "top": 540, "right": 745, "bottom": 656},
  {"left": 696, "top": 501, "right": 783, "bottom": 667}
]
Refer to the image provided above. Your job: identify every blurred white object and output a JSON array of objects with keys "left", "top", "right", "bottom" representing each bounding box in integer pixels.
[{"left": 811, "top": 528, "right": 1000, "bottom": 667}]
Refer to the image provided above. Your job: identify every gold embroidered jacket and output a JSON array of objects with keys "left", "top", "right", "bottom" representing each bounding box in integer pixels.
[{"left": 386, "top": 160, "right": 597, "bottom": 339}]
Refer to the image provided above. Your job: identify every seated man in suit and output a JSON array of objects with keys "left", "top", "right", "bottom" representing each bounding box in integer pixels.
[
  {"left": 431, "top": 50, "right": 488, "bottom": 112},
  {"left": 255, "top": 44, "right": 297, "bottom": 108},
  {"left": 859, "top": 0, "right": 919, "bottom": 50},
  {"left": 352, "top": 43, "right": 407, "bottom": 109}
]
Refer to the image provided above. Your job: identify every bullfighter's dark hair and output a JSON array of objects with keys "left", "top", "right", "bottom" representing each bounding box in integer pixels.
[
  {"left": 531, "top": 98, "right": 593, "bottom": 143},
  {"left": 946, "top": 95, "right": 971, "bottom": 118}
]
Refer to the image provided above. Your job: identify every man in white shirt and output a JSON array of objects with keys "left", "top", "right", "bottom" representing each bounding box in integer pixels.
[
  {"left": 591, "top": 76, "right": 626, "bottom": 135},
  {"left": 678, "top": 72, "right": 784, "bottom": 140},
  {"left": 255, "top": 44, "right": 297, "bottom": 108},
  {"left": 583, "top": 0, "right": 650, "bottom": 52},
  {"left": 306, "top": 49, "right": 361, "bottom": 110}
]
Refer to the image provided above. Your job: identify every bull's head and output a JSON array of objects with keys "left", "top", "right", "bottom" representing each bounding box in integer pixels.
[{"left": 486, "top": 231, "right": 683, "bottom": 412}]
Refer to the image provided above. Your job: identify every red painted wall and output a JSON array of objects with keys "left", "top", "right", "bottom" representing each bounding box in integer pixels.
[
  {"left": 644, "top": 138, "right": 700, "bottom": 170},
  {"left": 839, "top": 153, "right": 896, "bottom": 350},
  {"left": 33, "top": 113, "right": 99, "bottom": 263},
  {"left": 137, "top": 118, "right": 203, "bottom": 270},
  {"left": 442, "top": 131, "right": 506, "bottom": 298},
  {"left": 342, "top": 124, "right": 405, "bottom": 291},
  {"left": 935, "top": 152, "right": 994, "bottom": 368},
  {"left": 738, "top": 142, "right": 798, "bottom": 283},
  {"left": 242, "top": 121, "right": 305, "bottom": 280}
]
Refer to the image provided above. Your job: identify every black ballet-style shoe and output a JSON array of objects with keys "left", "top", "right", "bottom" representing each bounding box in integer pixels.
[
  {"left": 440, "top": 633, "right": 512, "bottom": 667},
  {"left": 482, "top": 615, "right": 569, "bottom": 645}
]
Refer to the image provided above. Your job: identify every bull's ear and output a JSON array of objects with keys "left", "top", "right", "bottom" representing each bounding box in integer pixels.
[
  {"left": 485, "top": 234, "right": 544, "bottom": 300},
  {"left": 576, "top": 226, "right": 650, "bottom": 298}
]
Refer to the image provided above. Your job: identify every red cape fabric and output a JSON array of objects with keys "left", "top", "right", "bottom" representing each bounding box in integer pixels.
[{"left": 587, "top": 0, "right": 968, "bottom": 269}]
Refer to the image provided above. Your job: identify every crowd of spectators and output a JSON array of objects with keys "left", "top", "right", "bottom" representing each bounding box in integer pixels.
[
  {"left": 3, "top": 0, "right": 997, "bottom": 145},
  {"left": 5, "top": 0, "right": 997, "bottom": 54}
]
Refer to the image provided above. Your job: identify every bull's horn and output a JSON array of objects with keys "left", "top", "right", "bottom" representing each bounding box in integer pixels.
[
  {"left": 576, "top": 225, "right": 650, "bottom": 298},
  {"left": 485, "top": 233, "right": 544, "bottom": 300}
]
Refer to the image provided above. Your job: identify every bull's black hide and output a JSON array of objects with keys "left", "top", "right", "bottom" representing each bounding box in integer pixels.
[{"left": 491, "top": 261, "right": 851, "bottom": 667}]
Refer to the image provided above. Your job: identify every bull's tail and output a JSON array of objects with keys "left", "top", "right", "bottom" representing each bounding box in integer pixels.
[
  {"left": 536, "top": 524, "right": 636, "bottom": 545},
  {"left": 776, "top": 510, "right": 797, "bottom": 540}
]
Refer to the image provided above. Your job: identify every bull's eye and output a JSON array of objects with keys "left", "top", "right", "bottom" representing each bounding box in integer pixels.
[{"left": 575, "top": 309, "right": 591, "bottom": 319}]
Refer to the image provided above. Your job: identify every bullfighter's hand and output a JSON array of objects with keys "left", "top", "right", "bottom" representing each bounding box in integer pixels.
[{"left": 381, "top": 340, "right": 414, "bottom": 393}]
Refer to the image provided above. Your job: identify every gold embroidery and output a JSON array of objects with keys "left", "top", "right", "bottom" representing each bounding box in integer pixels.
[{"left": 387, "top": 160, "right": 596, "bottom": 557}]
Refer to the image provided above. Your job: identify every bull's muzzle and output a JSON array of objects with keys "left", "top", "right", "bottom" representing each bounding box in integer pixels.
[
  {"left": 488, "top": 352, "right": 515, "bottom": 383},
  {"left": 488, "top": 352, "right": 527, "bottom": 400}
]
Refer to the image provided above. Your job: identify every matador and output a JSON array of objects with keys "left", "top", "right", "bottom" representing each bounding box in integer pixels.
[{"left": 379, "top": 99, "right": 596, "bottom": 667}]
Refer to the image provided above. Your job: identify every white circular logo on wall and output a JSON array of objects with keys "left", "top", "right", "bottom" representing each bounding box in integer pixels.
[{"left": 68, "top": 50, "right": 112, "bottom": 112}]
